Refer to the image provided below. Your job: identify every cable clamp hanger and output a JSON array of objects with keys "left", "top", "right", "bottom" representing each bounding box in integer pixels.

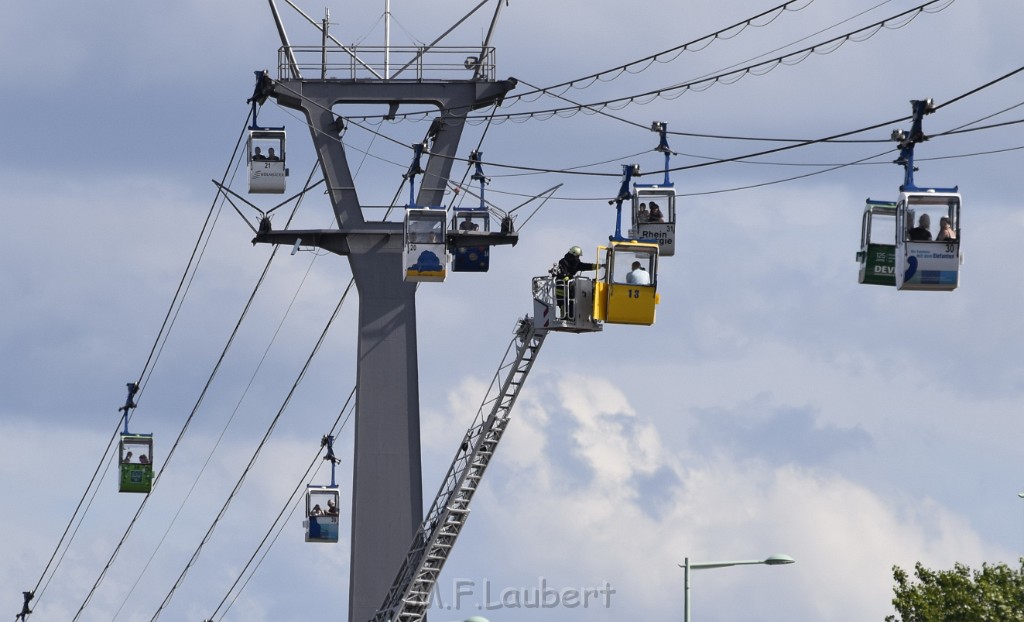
[
  {"left": 404, "top": 142, "right": 427, "bottom": 208},
  {"left": 118, "top": 381, "right": 140, "bottom": 434}
]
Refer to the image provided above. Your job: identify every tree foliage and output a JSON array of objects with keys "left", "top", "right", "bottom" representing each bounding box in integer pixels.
[{"left": 886, "top": 560, "right": 1024, "bottom": 622}]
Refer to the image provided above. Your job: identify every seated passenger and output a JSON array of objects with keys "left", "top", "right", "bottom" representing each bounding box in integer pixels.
[
  {"left": 647, "top": 202, "right": 665, "bottom": 223},
  {"left": 252, "top": 146, "right": 266, "bottom": 161},
  {"left": 459, "top": 218, "right": 479, "bottom": 231},
  {"left": 937, "top": 216, "right": 956, "bottom": 241},
  {"left": 637, "top": 203, "right": 649, "bottom": 224},
  {"left": 908, "top": 214, "right": 932, "bottom": 241},
  {"left": 626, "top": 261, "right": 651, "bottom": 285},
  {"left": 267, "top": 147, "right": 280, "bottom": 161}
]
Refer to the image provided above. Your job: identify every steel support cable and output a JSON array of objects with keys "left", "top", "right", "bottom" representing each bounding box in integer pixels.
[
  {"left": 208, "top": 389, "right": 357, "bottom": 621},
  {"left": 149, "top": 280, "right": 353, "bottom": 621},
  {"left": 337, "top": 0, "right": 949, "bottom": 126},
  {"left": 460, "top": 0, "right": 956, "bottom": 125},
  {"left": 24, "top": 113, "right": 252, "bottom": 618},
  {"left": 510, "top": 0, "right": 814, "bottom": 99},
  {"left": 62, "top": 194, "right": 229, "bottom": 618},
  {"left": 71, "top": 218, "right": 273, "bottom": 621},
  {"left": 339, "top": 0, "right": 816, "bottom": 124},
  {"left": 109, "top": 163, "right": 322, "bottom": 621},
  {"left": 445, "top": 63, "right": 1024, "bottom": 183},
  {"left": 681, "top": 0, "right": 894, "bottom": 93},
  {"left": 69, "top": 118, "right": 276, "bottom": 622}
]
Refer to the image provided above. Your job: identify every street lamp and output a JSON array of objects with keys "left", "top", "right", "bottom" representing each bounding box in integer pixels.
[{"left": 678, "top": 554, "right": 795, "bottom": 622}]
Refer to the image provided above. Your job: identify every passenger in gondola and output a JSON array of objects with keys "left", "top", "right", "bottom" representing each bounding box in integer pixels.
[
  {"left": 252, "top": 146, "right": 266, "bottom": 160},
  {"left": 937, "top": 216, "right": 956, "bottom": 241},
  {"left": 637, "top": 203, "right": 649, "bottom": 224},
  {"left": 647, "top": 202, "right": 665, "bottom": 223},
  {"left": 459, "top": 217, "right": 479, "bottom": 231},
  {"left": 626, "top": 261, "right": 651, "bottom": 285},
  {"left": 326, "top": 498, "right": 339, "bottom": 516},
  {"left": 123, "top": 451, "right": 133, "bottom": 464},
  {"left": 139, "top": 454, "right": 149, "bottom": 465},
  {"left": 310, "top": 504, "right": 323, "bottom": 516},
  {"left": 267, "top": 147, "right": 280, "bottom": 161},
  {"left": 908, "top": 213, "right": 932, "bottom": 240}
]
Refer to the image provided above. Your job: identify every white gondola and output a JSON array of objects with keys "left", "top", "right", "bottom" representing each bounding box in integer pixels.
[
  {"left": 404, "top": 208, "right": 448, "bottom": 282},
  {"left": 895, "top": 190, "right": 962, "bottom": 291},
  {"left": 305, "top": 485, "right": 340, "bottom": 543},
  {"left": 248, "top": 128, "right": 287, "bottom": 194},
  {"left": 631, "top": 185, "right": 676, "bottom": 257},
  {"left": 856, "top": 199, "right": 897, "bottom": 286}
]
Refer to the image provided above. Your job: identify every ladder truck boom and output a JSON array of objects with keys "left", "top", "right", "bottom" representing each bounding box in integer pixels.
[{"left": 371, "top": 316, "right": 547, "bottom": 622}]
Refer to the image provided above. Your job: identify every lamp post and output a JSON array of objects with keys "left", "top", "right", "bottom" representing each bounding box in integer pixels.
[{"left": 679, "top": 554, "right": 795, "bottom": 622}]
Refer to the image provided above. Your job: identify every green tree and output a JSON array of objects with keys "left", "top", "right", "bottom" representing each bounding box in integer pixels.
[{"left": 886, "top": 559, "right": 1024, "bottom": 622}]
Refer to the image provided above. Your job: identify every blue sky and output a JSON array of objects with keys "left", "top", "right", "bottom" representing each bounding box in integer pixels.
[{"left": 3, "top": 1, "right": 1024, "bottom": 621}]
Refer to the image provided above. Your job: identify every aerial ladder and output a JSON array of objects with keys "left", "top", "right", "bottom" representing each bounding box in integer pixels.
[{"left": 371, "top": 316, "right": 548, "bottom": 622}]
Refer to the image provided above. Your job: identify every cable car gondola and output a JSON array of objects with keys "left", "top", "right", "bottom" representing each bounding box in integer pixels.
[
  {"left": 404, "top": 208, "right": 448, "bottom": 282},
  {"left": 895, "top": 189, "right": 961, "bottom": 291},
  {"left": 247, "top": 128, "right": 287, "bottom": 194},
  {"left": 593, "top": 240, "right": 659, "bottom": 325},
  {"left": 402, "top": 143, "right": 447, "bottom": 282},
  {"left": 246, "top": 71, "right": 288, "bottom": 194},
  {"left": 856, "top": 199, "right": 897, "bottom": 286},
  {"left": 305, "top": 435, "right": 340, "bottom": 544},
  {"left": 451, "top": 208, "right": 489, "bottom": 272},
  {"left": 119, "top": 433, "right": 154, "bottom": 494},
  {"left": 876, "top": 99, "right": 962, "bottom": 291},
  {"left": 117, "top": 383, "right": 154, "bottom": 494},
  {"left": 452, "top": 152, "right": 491, "bottom": 273},
  {"left": 629, "top": 122, "right": 677, "bottom": 256}
]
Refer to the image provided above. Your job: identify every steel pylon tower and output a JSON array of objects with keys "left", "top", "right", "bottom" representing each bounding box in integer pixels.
[{"left": 252, "top": 7, "right": 516, "bottom": 622}]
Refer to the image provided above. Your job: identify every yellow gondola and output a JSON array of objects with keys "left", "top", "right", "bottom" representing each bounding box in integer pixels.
[{"left": 593, "top": 240, "right": 660, "bottom": 325}]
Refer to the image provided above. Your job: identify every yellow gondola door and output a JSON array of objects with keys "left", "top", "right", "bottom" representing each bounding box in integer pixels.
[{"left": 594, "top": 241, "right": 659, "bottom": 325}]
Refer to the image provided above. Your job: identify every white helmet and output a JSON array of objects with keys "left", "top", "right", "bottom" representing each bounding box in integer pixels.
[{"left": 569, "top": 246, "right": 582, "bottom": 256}]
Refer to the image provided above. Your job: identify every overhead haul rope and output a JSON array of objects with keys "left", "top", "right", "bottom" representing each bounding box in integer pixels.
[
  {"left": 21, "top": 112, "right": 252, "bottom": 620},
  {"left": 207, "top": 390, "right": 357, "bottom": 621},
  {"left": 108, "top": 163, "right": 323, "bottom": 621},
  {"left": 149, "top": 279, "right": 354, "bottom": 621},
  {"left": 436, "top": 63, "right": 1024, "bottom": 185},
  {"left": 71, "top": 110, "right": 286, "bottom": 621}
]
